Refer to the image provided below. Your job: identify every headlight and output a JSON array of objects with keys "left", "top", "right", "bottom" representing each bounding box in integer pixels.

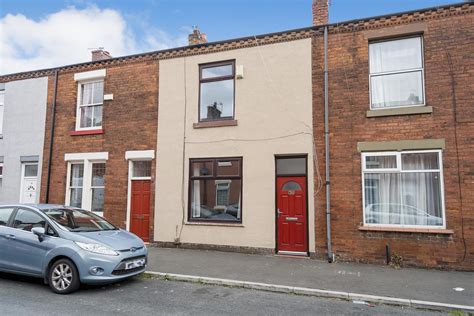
[{"left": 75, "top": 241, "right": 119, "bottom": 256}]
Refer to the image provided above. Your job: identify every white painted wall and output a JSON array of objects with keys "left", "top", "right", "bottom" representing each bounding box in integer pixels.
[
  {"left": 155, "top": 39, "right": 315, "bottom": 251},
  {"left": 0, "top": 77, "right": 48, "bottom": 203}
]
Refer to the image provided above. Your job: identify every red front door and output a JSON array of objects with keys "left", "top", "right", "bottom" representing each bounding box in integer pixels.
[
  {"left": 130, "top": 180, "right": 151, "bottom": 242},
  {"left": 277, "top": 176, "right": 308, "bottom": 254}
]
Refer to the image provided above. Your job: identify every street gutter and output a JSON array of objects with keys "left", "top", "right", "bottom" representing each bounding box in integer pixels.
[{"left": 144, "top": 271, "right": 474, "bottom": 313}]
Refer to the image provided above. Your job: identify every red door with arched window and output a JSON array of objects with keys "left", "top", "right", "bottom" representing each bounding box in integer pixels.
[{"left": 277, "top": 176, "right": 308, "bottom": 254}]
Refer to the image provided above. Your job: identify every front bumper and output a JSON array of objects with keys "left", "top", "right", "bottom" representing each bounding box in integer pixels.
[{"left": 77, "top": 246, "right": 148, "bottom": 284}]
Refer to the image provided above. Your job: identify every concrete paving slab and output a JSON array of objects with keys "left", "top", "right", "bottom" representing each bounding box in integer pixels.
[{"left": 147, "top": 247, "right": 474, "bottom": 307}]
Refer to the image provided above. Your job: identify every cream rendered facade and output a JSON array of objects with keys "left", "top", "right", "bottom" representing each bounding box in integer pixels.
[{"left": 155, "top": 38, "right": 315, "bottom": 252}]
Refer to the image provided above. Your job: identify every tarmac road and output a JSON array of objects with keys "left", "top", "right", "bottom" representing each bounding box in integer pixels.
[{"left": 0, "top": 272, "right": 441, "bottom": 315}]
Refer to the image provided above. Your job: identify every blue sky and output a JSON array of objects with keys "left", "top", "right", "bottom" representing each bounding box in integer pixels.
[{"left": 0, "top": 0, "right": 461, "bottom": 74}]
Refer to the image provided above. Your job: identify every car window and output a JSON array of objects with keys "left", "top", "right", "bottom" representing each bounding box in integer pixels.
[
  {"left": 45, "top": 224, "right": 57, "bottom": 236},
  {"left": 0, "top": 207, "right": 15, "bottom": 226},
  {"left": 12, "top": 209, "right": 46, "bottom": 232},
  {"left": 43, "top": 208, "right": 116, "bottom": 232}
]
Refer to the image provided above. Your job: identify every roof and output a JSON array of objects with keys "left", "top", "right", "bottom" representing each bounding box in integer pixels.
[
  {"left": 0, "top": 203, "right": 69, "bottom": 210},
  {"left": 0, "top": 2, "right": 471, "bottom": 81}
]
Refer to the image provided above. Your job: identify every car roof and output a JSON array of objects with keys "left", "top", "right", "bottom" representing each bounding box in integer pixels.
[{"left": 0, "top": 203, "right": 70, "bottom": 210}]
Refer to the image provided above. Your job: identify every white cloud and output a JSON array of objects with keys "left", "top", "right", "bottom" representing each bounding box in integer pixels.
[{"left": 0, "top": 6, "right": 188, "bottom": 75}]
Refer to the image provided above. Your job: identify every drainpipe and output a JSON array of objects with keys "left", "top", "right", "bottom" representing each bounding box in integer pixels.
[
  {"left": 45, "top": 70, "right": 58, "bottom": 203},
  {"left": 324, "top": 26, "right": 333, "bottom": 263}
]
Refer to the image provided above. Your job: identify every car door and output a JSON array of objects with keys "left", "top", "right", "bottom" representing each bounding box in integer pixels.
[
  {"left": 7, "top": 208, "right": 54, "bottom": 276},
  {"left": 0, "top": 207, "right": 16, "bottom": 270}
]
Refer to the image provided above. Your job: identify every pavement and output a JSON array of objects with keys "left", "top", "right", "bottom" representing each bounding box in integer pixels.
[
  {"left": 146, "top": 247, "right": 474, "bottom": 311},
  {"left": 0, "top": 272, "right": 439, "bottom": 316}
]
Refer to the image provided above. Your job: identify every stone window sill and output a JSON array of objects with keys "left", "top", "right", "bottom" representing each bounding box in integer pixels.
[
  {"left": 358, "top": 226, "right": 453, "bottom": 235},
  {"left": 185, "top": 221, "right": 244, "bottom": 227},
  {"left": 70, "top": 129, "right": 104, "bottom": 136},
  {"left": 193, "top": 120, "right": 238, "bottom": 129},
  {"left": 366, "top": 106, "right": 433, "bottom": 118}
]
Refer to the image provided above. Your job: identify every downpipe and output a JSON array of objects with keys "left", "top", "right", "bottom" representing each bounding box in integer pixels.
[
  {"left": 45, "top": 70, "right": 58, "bottom": 203},
  {"left": 324, "top": 26, "right": 334, "bottom": 263}
]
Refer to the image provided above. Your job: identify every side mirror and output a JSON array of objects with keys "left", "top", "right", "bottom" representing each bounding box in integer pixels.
[{"left": 32, "top": 227, "right": 46, "bottom": 242}]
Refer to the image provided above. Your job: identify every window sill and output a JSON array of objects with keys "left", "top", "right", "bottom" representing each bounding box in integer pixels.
[
  {"left": 185, "top": 221, "right": 244, "bottom": 227},
  {"left": 366, "top": 106, "right": 433, "bottom": 118},
  {"left": 193, "top": 120, "right": 238, "bottom": 129},
  {"left": 358, "top": 226, "right": 453, "bottom": 235},
  {"left": 70, "top": 129, "right": 104, "bottom": 136}
]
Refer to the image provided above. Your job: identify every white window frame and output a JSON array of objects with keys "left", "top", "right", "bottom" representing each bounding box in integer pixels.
[
  {"left": 361, "top": 149, "right": 446, "bottom": 229},
  {"left": 67, "top": 162, "right": 84, "bottom": 208},
  {"left": 215, "top": 180, "right": 231, "bottom": 207},
  {"left": 65, "top": 152, "right": 108, "bottom": 216},
  {"left": 75, "top": 79, "right": 104, "bottom": 131},
  {"left": 0, "top": 163, "right": 3, "bottom": 179},
  {"left": 368, "top": 35, "right": 426, "bottom": 110}
]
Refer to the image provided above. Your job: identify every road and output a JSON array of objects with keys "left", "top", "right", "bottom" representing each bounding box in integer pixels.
[{"left": 0, "top": 273, "right": 441, "bottom": 315}]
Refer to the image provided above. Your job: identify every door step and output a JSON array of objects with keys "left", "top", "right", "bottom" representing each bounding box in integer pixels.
[{"left": 277, "top": 251, "right": 308, "bottom": 257}]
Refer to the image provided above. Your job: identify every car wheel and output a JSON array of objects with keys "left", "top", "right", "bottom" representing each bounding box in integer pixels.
[{"left": 48, "top": 259, "right": 80, "bottom": 294}]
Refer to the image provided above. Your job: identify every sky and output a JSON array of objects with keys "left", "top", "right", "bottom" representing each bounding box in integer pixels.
[{"left": 0, "top": 0, "right": 461, "bottom": 75}]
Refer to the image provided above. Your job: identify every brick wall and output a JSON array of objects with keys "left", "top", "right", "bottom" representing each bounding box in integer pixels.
[
  {"left": 40, "top": 60, "right": 159, "bottom": 241},
  {"left": 312, "top": 5, "right": 474, "bottom": 269}
]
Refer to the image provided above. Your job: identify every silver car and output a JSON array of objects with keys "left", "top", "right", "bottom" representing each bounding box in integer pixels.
[{"left": 0, "top": 204, "right": 148, "bottom": 294}]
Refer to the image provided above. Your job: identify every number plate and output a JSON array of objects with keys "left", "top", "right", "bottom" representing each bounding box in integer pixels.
[{"left": 125, "top": 258, "right": 146, "bottom": 270}]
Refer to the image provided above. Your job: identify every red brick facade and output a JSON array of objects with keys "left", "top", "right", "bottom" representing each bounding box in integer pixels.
[
  {"left": 39, "top": 61, "right": 159, "bottom": 240},
  {"left": 312, "top": 4, "right": 474, "bottom": 269}
]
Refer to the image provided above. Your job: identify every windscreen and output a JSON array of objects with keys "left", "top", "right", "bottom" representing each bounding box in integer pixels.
[{"left": 42, "top": 208, "right": 116, "bottom": 232}]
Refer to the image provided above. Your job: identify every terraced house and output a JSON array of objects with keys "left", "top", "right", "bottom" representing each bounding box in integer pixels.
[{"left": 0, "top": 1, "right": 472, "bottom": 269}]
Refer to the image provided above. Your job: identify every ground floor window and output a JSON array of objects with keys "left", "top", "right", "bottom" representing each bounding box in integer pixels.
[
  {"left": 66, "top": 159, "right": 106, "bottom": 216},
  {"left": 189, "top": 157, "right": 242, "bottom": 223},
  {"left": 362, "top": 150, "right": 445, "bottom": 228}
]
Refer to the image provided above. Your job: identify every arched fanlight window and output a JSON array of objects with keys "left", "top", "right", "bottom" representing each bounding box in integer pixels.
[{"left": 282, "top": 181, "right": 302, "bottom": 191}]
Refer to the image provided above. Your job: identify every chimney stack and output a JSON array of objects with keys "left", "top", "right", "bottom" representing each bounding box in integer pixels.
[
  {"left": 91, "top": 49, "right": 112, "bottom": 61},
  {"left": 312, "top": 0, "right": 329, "bottom": 25},
  {"left": 188, "top": 26, "right": 207, "bottom": 45}
]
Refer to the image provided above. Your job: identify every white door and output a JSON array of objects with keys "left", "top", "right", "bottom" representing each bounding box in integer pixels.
[{"left": 20, "top": 164, "right": 38, "bottom": 203}]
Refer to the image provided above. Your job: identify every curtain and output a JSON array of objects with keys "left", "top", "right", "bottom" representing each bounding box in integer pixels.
[
  {"left": 369, "top": 37, "right": 423, "bottom": 108},
  {"left": 81, "top": 83, "right": 93, "bottom": 105},
  {"left": 192, "top": 167, "right": 201, "bottom": 218},
  {"left": 364, "top": 152, "right": 442, "bottom": 226}
]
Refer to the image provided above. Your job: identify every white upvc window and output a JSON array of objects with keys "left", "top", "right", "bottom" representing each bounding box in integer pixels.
[
  {"left": 65, "top": 153, "right": 107, "bottom": 216},
  {"left": 369, "top": 36, "right": 425, "bottom": 109},
  {"left": 76, "top": 80, "right": 104, "bottom": 130},
  {"left": 215, "top": 180, "right": 231, "bottom": 207},
  {"left": 0, "top": 88, "right": 4, "bottom": 135},
  {"left": 361, "top": 150, "right": 445, "bottom": 229}
]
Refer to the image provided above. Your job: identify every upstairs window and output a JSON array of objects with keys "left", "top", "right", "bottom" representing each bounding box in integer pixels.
[
  {"left": 0, "top": 163, "right": 3, "bottom": 187},
  {"left": 199, "top": 61, "right": 235, "bottom": 122},
  {"left": 0, "top": 87, "right": 4, "bottom": 135},
  {"left": 369, "top": 36, "right": 424, "bottom": 109},
  {"left": 76, "top": 81, "right": 103, "bottom": 130}
]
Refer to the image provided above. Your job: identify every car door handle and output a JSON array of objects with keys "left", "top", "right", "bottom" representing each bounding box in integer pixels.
[{"left": 6, "top": 234, "right": 16, "bottom": 240}]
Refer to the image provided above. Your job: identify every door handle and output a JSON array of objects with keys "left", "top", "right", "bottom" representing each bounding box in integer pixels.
[
  {"left": 277, "top": 209, "right": 282, "bottom": 217},
  {"left": 6, "top": 234, "right": 16, "bottom": 240}
]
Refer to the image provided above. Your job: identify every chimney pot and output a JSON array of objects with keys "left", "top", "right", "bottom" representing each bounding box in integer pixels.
[
  {"left": 313, "top": 0, "right": 329, "bottom": 25},
  {"left": 91, "top": 49, "right": 112, "bottom": 61},
  {"left": 188, "top": 27, "right": 207, "bottom": 46}
]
